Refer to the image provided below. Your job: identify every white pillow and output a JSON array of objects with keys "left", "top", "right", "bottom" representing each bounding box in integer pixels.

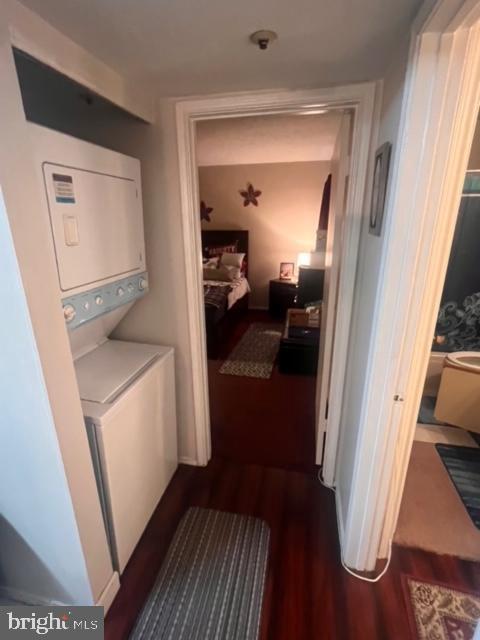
[
  {"left": 223, "top": 265, "right": 241, "bottom": 280},
  {"left": 203, "top": 256, "right": 220, "bottom": 268},
  {"left": 220, "top": 252, "right": 245, "bottom": 269}
]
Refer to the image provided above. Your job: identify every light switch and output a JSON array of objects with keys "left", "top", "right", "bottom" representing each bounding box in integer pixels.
[{"left": 63, "top": 215, "right": 79, "bottom": 246}]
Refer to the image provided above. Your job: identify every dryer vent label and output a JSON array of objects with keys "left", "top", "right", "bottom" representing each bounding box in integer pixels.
[{"left": 53, "top": 173, "right": 76, "bottom": 203}]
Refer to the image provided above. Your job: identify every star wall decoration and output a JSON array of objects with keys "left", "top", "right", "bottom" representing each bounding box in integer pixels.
[
  {"left": 240, "top": 183, "right": 262, "bottom": 207},
  {"left": 200, "top": 200, "right": 213, "bottom": 222}
]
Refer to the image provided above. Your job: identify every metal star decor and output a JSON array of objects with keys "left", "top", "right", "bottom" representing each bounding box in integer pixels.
[
  {"left": 200, "top": 200, "right": 213, "bottom": 222},
  {"left": 240, "top": 183, "right": 262, "bottom": 207}
]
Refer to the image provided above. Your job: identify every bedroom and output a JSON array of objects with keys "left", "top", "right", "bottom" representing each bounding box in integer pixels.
[{"left": 196, "top": 111, "right": 349, "bottom": 469}]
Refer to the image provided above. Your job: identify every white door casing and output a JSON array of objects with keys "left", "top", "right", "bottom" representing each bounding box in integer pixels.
[
  {"left": 339, "top": 0, "right": 480, "bottom": 571},
  {"left": 175, "top": 84, "right": 377, "bottom": 478},
  {"left": 315, "top": 114, "right": 352, "bottom": 470}
]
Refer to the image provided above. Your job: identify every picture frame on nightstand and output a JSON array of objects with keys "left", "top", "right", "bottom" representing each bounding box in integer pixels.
[{"left": 279, "top": 262, "right": 294, "bottom": 280}]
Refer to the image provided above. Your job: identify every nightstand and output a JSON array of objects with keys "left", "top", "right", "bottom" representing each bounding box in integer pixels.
[{"left": 269, "top": 279, "right": 298, "bottom": 319}]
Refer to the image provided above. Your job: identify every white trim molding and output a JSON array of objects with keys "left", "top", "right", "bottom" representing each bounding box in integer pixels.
[
  {"left": 175, "top": 83, "right": 377, "bottom": 474},
  {"left": 341, "top": 0, "right": 480, "bottom": 570}
]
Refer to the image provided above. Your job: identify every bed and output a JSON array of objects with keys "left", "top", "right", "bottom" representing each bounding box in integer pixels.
[{"left": 202, "top": 230, "right": 250, "bottom": 359}]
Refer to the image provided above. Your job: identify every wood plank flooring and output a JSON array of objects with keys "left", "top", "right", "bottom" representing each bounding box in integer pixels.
[
  {"left": 105, "top": 459, "right": 480, "bottom": 640},
  {"left": 105, "top": 311, "right": 480, "bottom": 639},
  {"left": 208, "top": 311, "right": 317, "bottom": 472}
]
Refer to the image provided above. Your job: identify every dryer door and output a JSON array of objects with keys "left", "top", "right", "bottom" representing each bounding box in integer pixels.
[{"left": 43, "top": 163, "right": 144, "bottom": 293}]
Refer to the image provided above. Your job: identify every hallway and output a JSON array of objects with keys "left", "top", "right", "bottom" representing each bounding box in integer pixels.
[
  {"left": 105, "top": 458, "right": 480, "bottom": 639},
  {"left": 106, "top": 309, "right": 480, "bottom": 638}
]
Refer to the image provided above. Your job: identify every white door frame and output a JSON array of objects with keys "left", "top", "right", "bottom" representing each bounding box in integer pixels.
[
  {"left": 340, "top": 0, "right": 480, "bottom": 570},
  {"left": 175, "top": 84, "right": 377, "bottom": 470},
  {"left": 315, "top": 114, "right": 352, "bottom": 472}
]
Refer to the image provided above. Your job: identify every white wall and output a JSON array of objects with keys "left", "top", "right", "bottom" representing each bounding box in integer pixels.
[
  {"left": 111, "top": 101, "right": 199, "bottom": 463},
  {"left": 335, "top": 39, "right": 410, "bottom": 539},
  {"left": 0, "top": 189, "right": 92, "bottom": 605}
]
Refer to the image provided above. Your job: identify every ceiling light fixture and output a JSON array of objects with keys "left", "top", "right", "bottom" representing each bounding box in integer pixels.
[{"left": 250, "top": 30, "right": 278, "bottom": 51}]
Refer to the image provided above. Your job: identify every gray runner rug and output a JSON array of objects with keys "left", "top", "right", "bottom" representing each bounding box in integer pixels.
[
  {"left": 219, "top": 323, "right": 282, "bottom": 379},
  {"left": 129, "top": 507, "right": 270, "bottom": 640}
]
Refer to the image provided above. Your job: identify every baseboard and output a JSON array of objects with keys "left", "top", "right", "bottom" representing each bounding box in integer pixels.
[
  {"left": 335, "top": 489, "right": 345, "bottom": 553},
  {"left": 178, "top": 455, "right": 201, "bottom": 466},
  {"left": 96, "top": 572, "right": 120, "bottom": 614},
  {"left": 0, "top": 585, "right": 65, "bottom": 607}
]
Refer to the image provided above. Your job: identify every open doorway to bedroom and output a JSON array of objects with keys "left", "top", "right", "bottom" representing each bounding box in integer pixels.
[{"left": 195, "top": 111, "right": 352, "bottom": 471}]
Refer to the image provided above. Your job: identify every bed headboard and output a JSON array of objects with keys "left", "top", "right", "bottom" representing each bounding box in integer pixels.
[{"left": 201, "top": 230, "right": 249, "bottom": 277}]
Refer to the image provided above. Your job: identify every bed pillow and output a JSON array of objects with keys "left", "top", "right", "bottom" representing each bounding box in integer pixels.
[
  {"left": 223, "top": 265, "right": 242, "bottom": 280},
  {"left": 220, "top": 252, "right": 246, "bottom": 269},
  {"left": 202, "top": 256, "right": 220, "bottom": 268},
  {"left": 203, "top": 266, "right": 236, "bottom": 282},
  {"left": 205, "top": 243, "right": 237, "bottom": 258}
]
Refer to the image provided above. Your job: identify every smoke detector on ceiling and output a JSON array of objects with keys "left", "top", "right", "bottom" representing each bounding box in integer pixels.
[{"left": 250, "top": 30, "right": 278, "bottom": 51}]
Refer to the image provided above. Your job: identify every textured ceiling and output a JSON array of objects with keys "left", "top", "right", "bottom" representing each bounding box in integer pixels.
[
  {"left": 19, "top": 0, "right": 421, "bottom": 97},
  {"left": 196, "top": 113, "right": 342, "bottom": 166}
]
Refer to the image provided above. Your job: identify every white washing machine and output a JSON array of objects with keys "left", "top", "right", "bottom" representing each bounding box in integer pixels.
[
  {"left": 76, "top": 339, "right": 177, "bottom": 573},
  {"left": 32, "top": 123, "right": 178, "bottom": 576}
]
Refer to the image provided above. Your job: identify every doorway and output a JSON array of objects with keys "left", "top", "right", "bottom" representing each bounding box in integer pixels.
[
  {"left": 393, "top": 111, "right": 480, "bottom": 561},
  {"left": 195, "top": 111, "right": 346, "bottom": 470},
  {"left": 174, "top": 85, "right": 376, "bottom": 477},
  {"left": 357, "top": 1, "right": 480, "bottom": 570}
]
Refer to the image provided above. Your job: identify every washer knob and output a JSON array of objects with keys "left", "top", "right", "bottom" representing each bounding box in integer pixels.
[
  {"left": 63, "top": 304, "right": 76, "bottom": 323},
  {"left": 95, "top": 295, "right": 103, "bottom": 306},
  {"left": 139, "top": 277, "right": 148, "bottom": 291},
  {"left": 117, "top": 286, "right": 125, "bottom": 297},
  {"left": 127, "top": 283, "right": 134, "bottom": 293}
]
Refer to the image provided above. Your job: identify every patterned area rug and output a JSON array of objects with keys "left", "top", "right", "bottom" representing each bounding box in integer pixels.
[
  {"left": 129, "top": 507, "right": 270, "bottom": 640},
  {"left": 220, "top": 323, "right": 282, "bottom": 379},
  {"left": 403, "top": 575, "right": 480, "bottom": 640}
]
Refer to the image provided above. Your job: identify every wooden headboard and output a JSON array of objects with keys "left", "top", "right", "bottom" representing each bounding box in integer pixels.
[{"left": 201, "top": 230, "right": 249, "bottom": 277}]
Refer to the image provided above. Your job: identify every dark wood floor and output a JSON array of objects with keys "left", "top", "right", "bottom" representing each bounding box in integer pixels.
[
  {"left": 105, "top": 459, "right": 480, "bottom": 640},
  {"left": 105, "top": 310, "right": 480, "bottom": 639},
  {"left": 208, "top": 310, "right": 317, "bottom": 472}
]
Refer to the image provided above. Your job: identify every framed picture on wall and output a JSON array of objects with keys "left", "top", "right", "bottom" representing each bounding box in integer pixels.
[
  {"left": 369, "top": 142, "right": 392, "bottom": 236},
  {"left": 279, "top": 262, "right": 294, "bottom": 280}
]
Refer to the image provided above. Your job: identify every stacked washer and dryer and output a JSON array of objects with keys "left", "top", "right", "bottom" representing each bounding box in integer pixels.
[{"left": 30, "top": 123, "right": 178, "bottom": 574}]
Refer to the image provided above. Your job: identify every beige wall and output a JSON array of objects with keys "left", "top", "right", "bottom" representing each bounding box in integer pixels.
[
  {"left": 111, "top": 100, "right": 199, "bottom": 464},
  {"left": 199, "top": 161, "right": 330, "bottom": 308}
]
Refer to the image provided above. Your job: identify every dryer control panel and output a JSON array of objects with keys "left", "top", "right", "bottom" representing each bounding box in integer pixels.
[{"left": 62, "top": 272, "right": 148, "bottom": 330}]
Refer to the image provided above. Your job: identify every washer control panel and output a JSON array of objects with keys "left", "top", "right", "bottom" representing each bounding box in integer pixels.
[{"left": 61, "top": 272, "right": 148, "bottom": 331}]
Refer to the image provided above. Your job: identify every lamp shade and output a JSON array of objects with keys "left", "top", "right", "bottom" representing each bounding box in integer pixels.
[{"left": 297, "top": 252, "right": 311, "bottom": 268}]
